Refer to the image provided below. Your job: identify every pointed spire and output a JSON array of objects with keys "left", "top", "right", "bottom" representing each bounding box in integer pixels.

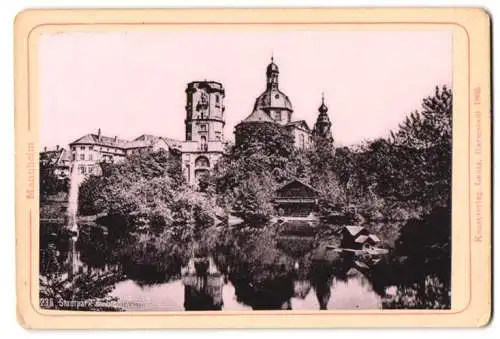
[
  {"left": 266, "top": 52, "right": 279, "bottom": 87},
  {"left": 318, "top": 92, "right": 328, "bottom": 114},
  {"left": 267, "top": 52, "right": 278, "bottom": 72},
  {"left": 313, "top": 92, "right": 333, "bottom": 142}
]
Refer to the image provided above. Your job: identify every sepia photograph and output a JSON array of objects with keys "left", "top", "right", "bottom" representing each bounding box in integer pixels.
[{"left": 37, "top": 28, "right": 454, "bottom": 312}]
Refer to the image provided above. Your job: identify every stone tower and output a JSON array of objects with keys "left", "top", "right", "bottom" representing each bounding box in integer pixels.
[
  {"left": 182, "top": 81, "right": 226, "bottom": 187},
  {"left": 312, "top": 94, "right": 334, "bottom": 143},
  {"left": 185, "top": 81, "right": 225, "bottom": 144}
]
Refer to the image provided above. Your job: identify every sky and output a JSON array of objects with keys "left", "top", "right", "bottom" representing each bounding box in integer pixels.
[{"left": 39, "top": 29, "right": 452, "bottom": 148}]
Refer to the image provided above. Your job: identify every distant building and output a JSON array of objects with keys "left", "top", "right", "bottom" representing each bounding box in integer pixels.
[
  {"left": 341, "top": 226, "right": 381, "bottom": 250},
  {"left": 235, "top": 58, "right": 334, "bottom": 150},
  {"left": 39, "top": 145, "right": 71, "bottom": 178},
  {"left": 312, "top": 95, "right": 334, "bottom": 145},
  {"left": 123, "top": 134, "right": 172, "bottom": 156},
  {"left": 68, "top": 129, "right": 172, "bottom": 176},
  {"left": 180, "top": 81, "right": 226, "bottom": 186},
  {"left": 69, "top": 129, "right": 127, "bottom": 175},
  {"left": 61, "top": 58, "right": 334, "bottom": 186}
]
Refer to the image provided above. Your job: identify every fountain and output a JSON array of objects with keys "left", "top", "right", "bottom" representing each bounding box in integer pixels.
[
  {"left": 66, "top": 164, "right": 84, "bottom": 278},
  {"left": 67, "top": 165, "right": 84, "bottom": 230}
]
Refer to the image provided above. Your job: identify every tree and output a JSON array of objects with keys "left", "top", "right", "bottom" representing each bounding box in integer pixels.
[
  {"left": 39, "top": 159, "right": 68, "bottom": 202},
  {"left": 78, "top": 174, "right": 106, "bottom": 215},
  {"left": 234, "top": 122, "right": 295, "bottom": 160},
  {"left": 388, "top": 85, "right": 452, "bottom": 211},
  {"left": 213, "top": 122, "right": 296, "bottom": 222},
  {"left": 232, "top": 173, "right": 276, "bottom": 224},
  {"left": 314, "top": 170, "right": 346, "bottom": 218},
  {"left": 330, "top": 85, "right": 452, "bottom": 219},
  {"left": 39, "top": 269, "right": 123, "bottom": 311},
  {"left": 78, "top": 149, "right": 183, "bottom": 216},
  {"left": 395, "top": 204, "right": 451, "bottom": 285}
]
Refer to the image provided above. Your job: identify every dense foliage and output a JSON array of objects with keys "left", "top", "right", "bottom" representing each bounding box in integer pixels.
[
  {"left": 39, "top": 158, "right": 68, "bottom": 202},
  {"left": 213, "top": 86, "right": 451, "bottom": 225},
  {"left": 213, "top": 121, "right": 343, "bottom": 222},
  {"left": 78, "top": 150, "right": 219, "bottom": 263},
  {"left": 39, "top": 224, "right": 122, "bottom": 311},
  {"left": 333, "top": 86, "right": 452, "bottom": 220}
]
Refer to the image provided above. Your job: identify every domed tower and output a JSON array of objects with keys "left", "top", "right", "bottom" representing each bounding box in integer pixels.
[
  {"left": 312, "top": 94, "right": 334, "bottom": 143},
  {"left": 253, "top": 57, "right": 294, "bottom": 125}
]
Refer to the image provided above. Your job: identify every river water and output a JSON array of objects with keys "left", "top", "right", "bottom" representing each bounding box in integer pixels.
[
  {"left": 108, "top": 268, "right": 382, "bottom": 311},
  {"left": 39, "top": 220, "right": 450, "bottom": 311}
]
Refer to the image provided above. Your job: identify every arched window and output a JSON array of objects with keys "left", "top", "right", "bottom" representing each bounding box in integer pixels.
[
  {"left": 195, "top": 156, "right": 210, "bottom": 168},
  {"left": 200, "top": 136, "right": 208, "bottom": 151}
]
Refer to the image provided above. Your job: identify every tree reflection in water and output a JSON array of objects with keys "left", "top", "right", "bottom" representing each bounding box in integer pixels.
[{"left": 40, "top": 218, "right": 450, "bottom": 311}]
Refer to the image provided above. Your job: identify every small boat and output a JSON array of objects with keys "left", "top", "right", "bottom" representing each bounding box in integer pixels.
[
  {"left": 354, "top": 260, "right": 370, "bottom": 270},
  {"left": 366, "top": 247, "right": 389, "bottom": 255}
]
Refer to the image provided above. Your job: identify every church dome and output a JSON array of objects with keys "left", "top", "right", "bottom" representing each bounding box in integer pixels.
[{"left": 253, "top": 89, "right": 293, "bottom": 112}]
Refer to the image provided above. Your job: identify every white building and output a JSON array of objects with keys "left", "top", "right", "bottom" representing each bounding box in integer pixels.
[{"left": 68, "top": 130, "right": 172, "bottom": 176}]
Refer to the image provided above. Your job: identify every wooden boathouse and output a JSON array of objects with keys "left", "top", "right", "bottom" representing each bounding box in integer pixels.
[
  {"left": 273, "top": 179, "right": 319, "bottom": 220},
  {"left": 341, "top": 226, "right": 381, "bottom": 251}
]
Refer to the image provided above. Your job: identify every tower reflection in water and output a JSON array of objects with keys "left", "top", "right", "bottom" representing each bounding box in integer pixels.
[
  {"left": 42, "top": 223, "right": 408, "bottom": 311},
  {"left": 182, "top": 257, "right": 223, "bottom": 311}
]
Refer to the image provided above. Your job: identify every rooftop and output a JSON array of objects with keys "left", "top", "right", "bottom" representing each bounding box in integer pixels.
[
  {"left": 70, "top": 130, "right": 179, "bottom": 150},
  {"left": 70, "top": 133, "right": 128, "bottom": 148},
  {"left": 276, "top": 178, "right": 319, "bottom": 194},
  {"left": 286, "top": 120, "right": 310, "bottom": 131},
  {"left": 241, "top": 108, "right": 275, "bottom": 123},
  {"left": 344, "top": 225, "right": 366, "bottom": 237}
]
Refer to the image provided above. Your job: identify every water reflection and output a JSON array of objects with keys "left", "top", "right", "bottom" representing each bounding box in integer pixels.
[{"left": 40, "top": 221, "right": 449, "bottom": 311}]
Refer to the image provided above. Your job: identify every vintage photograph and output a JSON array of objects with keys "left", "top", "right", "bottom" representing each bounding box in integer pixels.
[{"left": 38, "top": 29, "right": 452, "bottom": 312}]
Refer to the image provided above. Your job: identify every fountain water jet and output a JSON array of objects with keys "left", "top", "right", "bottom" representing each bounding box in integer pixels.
[{"left": 66, "top": 164, "right": 85, "bottom": 277}]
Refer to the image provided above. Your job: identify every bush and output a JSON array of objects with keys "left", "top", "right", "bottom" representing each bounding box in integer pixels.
[
  {"left": 232, "top": 173, "right": 276, "bottom": 224},
  {"left": 278, "top": 221, "right": 316, "bottom": 237}
]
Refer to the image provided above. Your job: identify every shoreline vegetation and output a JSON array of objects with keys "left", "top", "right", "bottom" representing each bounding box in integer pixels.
[{"left": 39, "top": 85, "right": 452, "bottom": 310}]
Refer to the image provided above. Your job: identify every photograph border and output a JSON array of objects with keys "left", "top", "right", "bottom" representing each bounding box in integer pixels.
[{"left": 14, "top": 8, "right": 491, "bottom": 328}]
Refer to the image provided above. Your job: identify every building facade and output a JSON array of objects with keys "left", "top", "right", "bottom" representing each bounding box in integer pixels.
[
  {"left": 124, "top": 134, "right": 172, "bottom": 156},
  {"left": 273, "top": 179, "right": 319, "bottom": 219},
  {"left": 235, "top": 58, "right": 334, "bottom": 150},
  {"left": 40, "top": 145, "right": 71, "bottom": 178},
  {"left": 341, "top": 226, "right": 381, "bottom": 250},
  {"left": 68, "top": 130, "right": 172, "bottom": 176},
  {"left": 180, "top": 81, "right": 226, "bottom": 186}
]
